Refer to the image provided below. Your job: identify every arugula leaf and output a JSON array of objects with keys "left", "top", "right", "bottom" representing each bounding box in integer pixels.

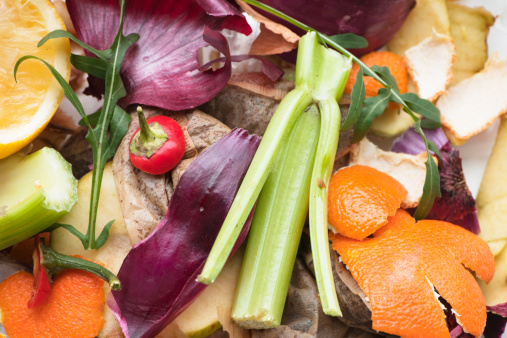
[
  {"left": 352, "top": 87, "right": 391, "bottom": 143},
  {"left": 17, "top": 0, "right": 137, "bottom": 250},
  {"left": 71, "top": 54, "right": 107, "bottom": 79},
  {"left": 341, "top": 66, "right": 365, "bottom": 131},
  {"left": 413, "top": 121, "right": 441, "bottom": 220},
  {"left": 327, "top": 33, "right": 368, "bottom": 49},
  {"left": 369, "top": 65, "right": 399, "bottom": 92},
  {"left": 400, "top": 93, "right": 441, "bottom": 127}
]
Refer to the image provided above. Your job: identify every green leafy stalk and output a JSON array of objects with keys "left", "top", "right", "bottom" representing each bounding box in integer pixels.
[
  {"left": 232, "top": 104, "right": 320, "bottom": 328},
  {"left": 14, "top": 0, "right": 138, "bottom": 250},
  {"left": 200, "top": 32, "right": 351, "bottom": 318},
  {"left": 240, "top": 0, "right": 441, "bottom": 220}
]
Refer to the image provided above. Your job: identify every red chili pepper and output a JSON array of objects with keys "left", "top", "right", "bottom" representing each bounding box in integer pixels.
[
  {"left": 129, "top": 106, "right": 185, "bottom": 175},
  {"left": 28, "top": 235, "right": 51, "bottom": 309}
]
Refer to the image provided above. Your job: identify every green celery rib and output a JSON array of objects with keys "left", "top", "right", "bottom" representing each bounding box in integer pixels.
[
  {"left": 232, "top": 105, "right": 320, "bottom": 329},
  {"left": 198, "top": 88, "right": 312, "bottom": 284},
  {"left": 198, "top": 33, "right": 352, "bottom": 319}
]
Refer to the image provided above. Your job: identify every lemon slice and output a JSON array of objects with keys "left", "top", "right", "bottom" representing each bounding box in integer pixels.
[{"left": 0, "top": 0, "right": 70, "bottom": 159}]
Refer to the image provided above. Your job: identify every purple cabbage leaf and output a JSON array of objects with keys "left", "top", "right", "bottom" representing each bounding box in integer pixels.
[
  {"left": 66, "top": 0, "right": 252, "bottom": 110},
  {"left": 391, "top": 127, "right": 479, "bottom": 234},
  {"left": 109, "top": 128, "right": 260, "bottom": 338}
]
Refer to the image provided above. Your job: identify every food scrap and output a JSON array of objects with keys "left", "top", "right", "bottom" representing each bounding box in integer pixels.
[
  {"left": 330, "top": 209, "right": 495, "bottom": 338},
  {"left": 327, "top": 165, "right": 407, "bottom": 240}
]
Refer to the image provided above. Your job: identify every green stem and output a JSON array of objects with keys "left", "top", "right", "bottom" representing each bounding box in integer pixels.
[
  {"left": 39, "top": 239, "right": 121, "bottom": 290},
  {"left": 197, "top": 87, "right": 312, "bottom": 284}
]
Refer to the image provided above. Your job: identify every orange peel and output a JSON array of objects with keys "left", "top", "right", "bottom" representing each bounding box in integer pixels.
[
  {"left": 327, "top": 165, "right": 407, "bottom": 240},
  {"left": 0, "top": 258, "right": 105, "bottom": 338},
  {"left": 330, "top": 209, "right": 495, "bottom": 337}
]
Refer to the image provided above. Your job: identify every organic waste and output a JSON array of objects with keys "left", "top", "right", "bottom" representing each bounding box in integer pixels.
[
  {"left": 110, "top": 128, "right": 260, "bottom": 338},
  {"left": 128, "top": 106, "right": 185, "bottom": 175},
  {"left": 0, "top": 0, "right": 70, "bottom": 159},
  {"left": 0, "top": 250, "right": 106, "bottom": 338},
  {"left": 1, "top": 0, "right": 507, "bottom": 337}
]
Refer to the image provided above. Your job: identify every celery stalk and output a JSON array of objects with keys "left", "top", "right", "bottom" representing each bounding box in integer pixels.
[
  {"left": 232, "top": 105, "right": 320, "bottom": 328},
  {"left": 0, "top": 148, "right": 78, "bottom": 250},
  {"left": 198, "top": 32, "right": 351, "bottom": 316}
]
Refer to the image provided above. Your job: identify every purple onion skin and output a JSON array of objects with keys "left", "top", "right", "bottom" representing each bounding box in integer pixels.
[
  {"left": 258, "top": 0, "right": 416, "bottom": 56},
  {"left": 110, "top": 129, "right": 260, "bottom": 338}
]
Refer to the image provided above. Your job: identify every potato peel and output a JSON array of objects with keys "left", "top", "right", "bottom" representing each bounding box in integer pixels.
[
  {"left": 437, "top": 53, "right": 507, "bottom": 142},
  {"left": 349, "top": 138, "right": 427, "bottom": 209},
  {"left": 404, "top": 30, "right": 456, "bottom": 101}
]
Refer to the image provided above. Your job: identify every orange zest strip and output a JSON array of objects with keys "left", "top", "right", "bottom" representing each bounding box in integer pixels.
[
  {"left": 0, "top": 256, "right": 105, "bottom": 338},
  {"left": 345, "top": 51, "right": 408, "bottom": 97},
  {"left": 330, "top": 209, "right": 495, "bottom": 338},
  {"left": 327, "top": 165, "right": 407, "bottom": 240}
]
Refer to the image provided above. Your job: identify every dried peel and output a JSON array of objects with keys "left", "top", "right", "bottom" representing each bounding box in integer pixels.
[
  {"left": 331, "top": 209, "right": 495, "bottom": 338},
  {"left": 437, "top": 53, "right": 507, "bottom": 143},
  {"left": 350, "top": 138, "right": 427, "bottom": 209},
  {"left": 404, "top": 30, "right": 456, "bottom": 101}
]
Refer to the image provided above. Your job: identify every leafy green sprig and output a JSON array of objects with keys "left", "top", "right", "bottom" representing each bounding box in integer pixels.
[
  {"left": 241, "top": 0, "right": 442, "bottom": 220},
  {"left": 14, "top": 0, "right": 138, "bottom": 249}
]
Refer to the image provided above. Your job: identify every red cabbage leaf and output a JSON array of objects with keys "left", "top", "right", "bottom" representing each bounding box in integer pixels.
[
  {"left": 109, "top": 128, "right": 260, "bottom": 338},
  {"left": 66, "top": 0, "right": 252, "bottom": 110}
]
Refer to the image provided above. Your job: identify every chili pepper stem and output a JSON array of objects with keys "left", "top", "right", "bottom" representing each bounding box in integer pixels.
[
  {"left": 39, "top": 238, "right": 121, "bottom": 291},
  {"left": 130, "top": 106, "right": 168, "bottom": 158}
]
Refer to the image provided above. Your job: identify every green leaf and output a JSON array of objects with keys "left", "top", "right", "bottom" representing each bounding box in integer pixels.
[
  {"left": 341, "top": 67, "right": 365, "bottom": 131},
  {"left": 38, "top": 30, "right": 107, "bottom": 60},
  {"left": 400, "top": 93, "right": 441, "bottom": 126},
  {"left": 352, "top": 87, "right": 391, "bottom": 143},
  {"left": 327, "top": 33, "right": 368, "bottom": 49},
  {"left": 426, "top": 139, "right": 442, "bottom": 159},
  {"left": 95, "top": 220, "right": 115, "bottom": 250},
  {"left": 71, "top": 54, "right": 107, "bottom": 79},
  {"left": 420, "top": 118, "right": 441, "bottom": 130},
  {"left": 102, "top": 105, "right": 131, "bottom": 162},
  {"left": 14, "top": 55, "right": 91, "bottom": 128},
  {"left": 78, "top": 107, "right": 102, "bottom": 126},
  {"left": 413, "top": 121, "right": 441, "bottom": 220},
  {"left": 46, "top": 223, "right": 87, "bottom": 248},
  {"left": 370, "top": 65, "right": 399, "bottom": 91}
]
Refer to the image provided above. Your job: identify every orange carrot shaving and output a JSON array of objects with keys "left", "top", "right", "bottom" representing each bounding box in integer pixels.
[
  {"left": 330, "top": 209, "right": 495, "bottom": 338},
  {"left": 0, "top": 256, "right": 105, "bottom": 338},
  {"left": 327, "top": 165, "right": 407, "bottom": 240},
  {"left": 345, "top": 51, "right": 408, "bottom": 97}
]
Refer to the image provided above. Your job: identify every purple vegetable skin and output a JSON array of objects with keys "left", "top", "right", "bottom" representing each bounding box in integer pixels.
[
  {"left": 391, "top": 127, "right": 480, "bottom": 234},
  {"left": 66, "top": 0, "right": 251, "bottom": 111},
  {"left": 257, "top": 0, "right": 415, "bottom": 56},
  {"left": 110, "top": 128, "right": 260, "bottom": 338}
]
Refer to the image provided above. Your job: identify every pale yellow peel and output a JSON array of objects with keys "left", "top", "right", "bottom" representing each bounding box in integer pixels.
[
  {"left": 349, "top": 138, "right": 427, "bottom": 209},
  {"left": 437, "top": 54, "right": 507, "bottom": 142},
  {"left": 404, "top": 30, "right": 455, "bottom": 101}
]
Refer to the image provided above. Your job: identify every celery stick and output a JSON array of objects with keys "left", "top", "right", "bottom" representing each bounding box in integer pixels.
[
  {"left": 199, "top": 33, "right": 351, "bottom": 318},
  {"left": 232, "top": 105, "right": 320, "bottom": 328},
  {"left": 0, "top": 148, "right": 78, "bottom": 250}
]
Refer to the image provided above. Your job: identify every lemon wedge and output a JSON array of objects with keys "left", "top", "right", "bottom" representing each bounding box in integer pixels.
[{"left": 0, "top": 0, "right": 70, "bottom": 158}]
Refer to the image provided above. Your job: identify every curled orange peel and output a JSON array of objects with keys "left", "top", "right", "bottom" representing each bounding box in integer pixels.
[
  {"left": 0, "top": 256, "right": 105, "bottom": 338},
  {"left": 330, "top": 209, "right": 495, "bottom": 338},
  {"left": 327, "top": 165, "right": 407, "bottom": 240}
]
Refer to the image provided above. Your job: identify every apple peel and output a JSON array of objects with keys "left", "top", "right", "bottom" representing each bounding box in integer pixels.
[
  {"left": 349, "top": 138, "right": 427, "bottom": 208},
  {"left": 437, "top": 53, "right": 507, "bottom": 143},
  {"left": 404, "top": 30, "right": 455, "bottom": 102}
]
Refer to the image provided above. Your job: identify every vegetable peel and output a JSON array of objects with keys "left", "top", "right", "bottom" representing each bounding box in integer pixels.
[
  {"left": 110, "top": 128, "right": 260, "bottom": 338},
  {"left": 67, "top": 0, "right": 252, "bottom": 110},
  {"left": 404, "top": 30, "right": 455, "bottom": 101}
]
